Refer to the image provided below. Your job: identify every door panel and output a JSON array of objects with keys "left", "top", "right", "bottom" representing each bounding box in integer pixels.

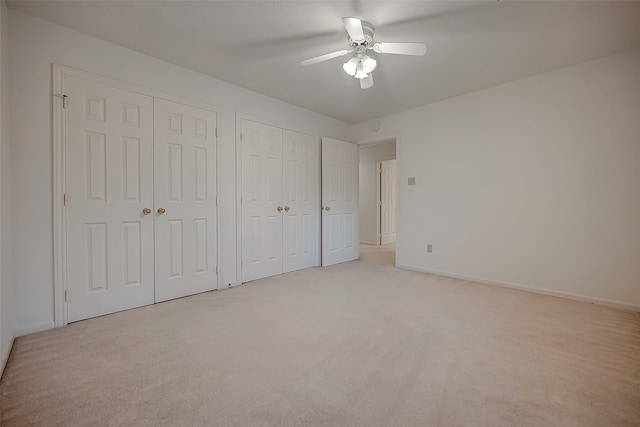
[
  {"left": 154, "top": 99, "right": 217, "bottom": 302},
  {"left": 66, "top": 76, "right": 154, "bottom": 322},
  {"left": 241, "top": 120, "right": 284, "bottom": 282},
  {"left": 282, "top": 130, "right": 317, "bottom": 273},
  {"left": 381, "top": 159, "right": 397, "bottom": 244},
  {"left": 322, "top": 138, "right": 359, "bottom": 266}
]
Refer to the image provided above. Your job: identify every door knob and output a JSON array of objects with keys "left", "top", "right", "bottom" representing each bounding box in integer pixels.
[
  {"left": 284, "top": 206, "right": 290, "bottom": 212},
  {"left": 142, "top": 208, "right": 151, "bottom": 215},
  {"left": 277, "top": 206, "right": 283, "bottom": 212},
  {"left": 325, "top": 206, "right": 331, "bottom": 211},
  {"left": 157, "top": 208, "right": 166, "bottom": 215}
]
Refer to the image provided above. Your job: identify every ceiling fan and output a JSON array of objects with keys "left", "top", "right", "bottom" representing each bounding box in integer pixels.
[{"left": 301, "top": 17, "right": 427, "bottom": 89}]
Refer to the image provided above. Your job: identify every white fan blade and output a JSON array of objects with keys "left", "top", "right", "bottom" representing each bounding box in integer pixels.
[
  {"left": 300, "top": 49, "right": 352, "bottom": 66},
  {"left": 360, "top": 74, "right": 374, "bottom": 89},
  {"left": 343, "top": 17, "right": 365, "bottom": 43},
  {"left": 372, "top": 42, "right": 427, "bottom": 56}
]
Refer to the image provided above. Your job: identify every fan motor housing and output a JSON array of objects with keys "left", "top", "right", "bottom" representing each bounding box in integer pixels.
[{"left": 347, "top": 20, "right": 375, "bottom": 46}]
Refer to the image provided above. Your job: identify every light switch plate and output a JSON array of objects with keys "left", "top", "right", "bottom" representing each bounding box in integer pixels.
[{"left": 408, "top": 177, "right": 416, "bottom": 185}]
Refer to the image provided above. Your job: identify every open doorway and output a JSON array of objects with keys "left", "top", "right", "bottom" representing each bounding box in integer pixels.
[
  {"left": 358, "top": 139, "right": 396, "bottom": 264},
  {"left": 379, "top": 159, "right": 397, "bottom": 245}
]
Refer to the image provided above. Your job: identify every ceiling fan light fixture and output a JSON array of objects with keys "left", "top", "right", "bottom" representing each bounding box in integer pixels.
[
  {"left": 343, "top": 57, "right": 359, "bottom": 76},
  {"left": 300, "top": 16, "right": 427, "bottom": 90},
  {"left": 354, "top": 62, "right": 368, "bottom": 79},
  {"left": 361, "top": 55, "right": 377, "bottom": 73}
]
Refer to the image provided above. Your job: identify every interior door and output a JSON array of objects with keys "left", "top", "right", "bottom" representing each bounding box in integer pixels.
[
  {"left": 321, "top": 138, "right": 359, "bottom": 266},
  {"left": 282, "top": 130, "right": 317, "bottom": 273},
  {"left": 65, "top": 76, "right": 155, "bottom": 322},
  {"left": 241, "top": 119, "right": 284, "bottom": 282},
  {"left": 154, "top": 99, "right": 218, "bottom": 302},
  {"left": 380, "top": 159, "right": 397, "bottom": 244}
]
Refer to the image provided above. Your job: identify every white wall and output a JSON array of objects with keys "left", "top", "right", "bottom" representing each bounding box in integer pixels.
[
  {"left": 351, "top": 48, "right": 640, "bottom": 309},
  {"left": 9, "top": 10, "right": 351, "bottom": 334},
  {"left": 0, "top": 0, "right": 14, "bottom": 371},
  {"left": 359, "top": 141, "right": 395, "bottom": 244}
]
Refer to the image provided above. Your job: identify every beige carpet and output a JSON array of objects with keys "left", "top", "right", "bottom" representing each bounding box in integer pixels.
[{"left": 1, "top": 244, "right": 639, "bottom": 426}]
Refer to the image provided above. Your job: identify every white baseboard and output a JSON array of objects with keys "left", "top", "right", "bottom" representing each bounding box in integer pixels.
[
  {"left": 14, "top": 321, "right": 55, "bottom": 337},
  {"left": 360, "top": 240, "right": 378, "bottom": 245},
  {"left": 398, "top": 264, "right": 640, "bottom": 313}
]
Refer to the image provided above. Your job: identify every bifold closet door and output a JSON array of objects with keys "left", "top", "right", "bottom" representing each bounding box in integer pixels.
[
  {"left": 321, "top": 138, "right": 359, "bottom": 266},
  {"left": 241, "top": 119, "right": 284, "bottom": 282},
  {"left": 154, "top": 99, "right": 218, "bottom": 302},
  {"left": 282, "top": 130, "right": 317, "bottom": 273},
  {"left": 66, "top": 76, "right": 155, "bottom": 322}
]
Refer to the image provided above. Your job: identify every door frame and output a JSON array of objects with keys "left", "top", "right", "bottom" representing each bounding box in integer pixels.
[
  {"left": 52, "top": 64, "right": 221, "bottom": 327},
  {"left": 358, "top": 135, "right": 399, "bottom": 263},
  {"left": 234, "top": 113, "right": 321, "bottom": 284}
]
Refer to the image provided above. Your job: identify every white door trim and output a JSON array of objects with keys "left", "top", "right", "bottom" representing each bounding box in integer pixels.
[
  {"left": 234, "top": 112, "right": 321, "bottom": 284},
  {"left": 52, "top": 64, "right": 221, "bottom": 327}
]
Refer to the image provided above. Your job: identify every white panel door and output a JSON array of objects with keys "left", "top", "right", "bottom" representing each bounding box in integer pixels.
[
  {"left": 154, "top": 99, "right": 218, "bottom": 302},
  {"left": 241, "top": 120, "right": 284, "bottom": 282},
  {"left": 282, "top": 130, "right": 317, "bottom": 273},
  {"left": 322, "top": 138, "right": 359, "bottom": 266},
  {"left": 66, "top": 76, "right": 154, "bottom": 322},
  {"left": 380, "top": 159, "right": 397, "bottom": 244}
]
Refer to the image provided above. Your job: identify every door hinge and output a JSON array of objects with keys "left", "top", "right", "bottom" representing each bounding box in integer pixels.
[
  {"left": 63, "top": 193, "right": 68, "bottom": 206},
  {"left": 62, "top": 94, "right": 68, "bottom": 109},
  {"left": 216, "top": 265, "right": 218, "bottom": 275},
  {"left": 240, "top": 132, "right": 243, "bottom": 142},
  {"left": 215, "top": 196, "right": 218, "bottom": 207},
  {"left": 64, "top": 289, "right": 68, "bottom": 302},
  {"left": 215, "top": 128, "right": 218, "bottom": 138}
]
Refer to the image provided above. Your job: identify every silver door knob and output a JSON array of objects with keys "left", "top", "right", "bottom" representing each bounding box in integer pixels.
[
  {"left": 324, "top": 206, "right": 331, "bottom": 211},
  {"left": 157, "top": 207, "right": 166, "bottom": 215},
  {"left": 142, "top": 208, "right": 151, "bottom": 215},
  {"left": 284, "top": 206, "right": 290, "bottom": 212},
  {"left": 277, "top": 206, "right": 283, "bottom": 212}
]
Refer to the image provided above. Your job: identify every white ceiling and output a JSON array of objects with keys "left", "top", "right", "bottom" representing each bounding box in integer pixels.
[{"left": 8, "top": 1, "right": 640, "bottom": 123}]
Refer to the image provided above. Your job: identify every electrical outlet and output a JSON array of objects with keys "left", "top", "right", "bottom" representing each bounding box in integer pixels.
[{"left": 427, "top": 244, "right": 433, "bottom": 253}]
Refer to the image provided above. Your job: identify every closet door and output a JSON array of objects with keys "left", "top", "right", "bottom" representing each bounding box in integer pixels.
[
  {"left": 241, "top": 119, "right": 284, "bottom": 282},
  {"left": 66, "top": 76, "right": 155, "bottom": 322},
  {"left": 154, "top": 99, "right": 218, "bottom": 302},
  {"left": 282, "top": 130, "right": 317, "bottom": 273},
  {"left": 321, "top": 138, "right": 359, "bottom": 266}
]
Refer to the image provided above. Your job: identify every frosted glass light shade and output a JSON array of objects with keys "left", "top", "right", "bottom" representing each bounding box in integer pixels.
[
  {"left": 361, "top": 55, "right": 377, "bottom": 73},
  {"left": 343, "top": 57, "right": 359, "bottom": 76},
  {"left": 354, "top": 63, "right": 368, "bottom": 79}
]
